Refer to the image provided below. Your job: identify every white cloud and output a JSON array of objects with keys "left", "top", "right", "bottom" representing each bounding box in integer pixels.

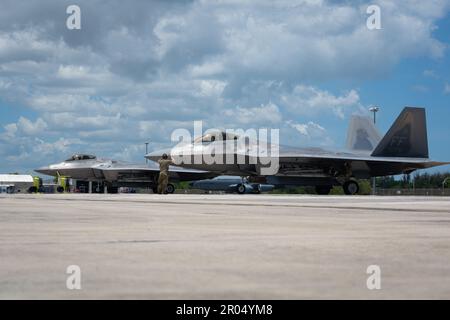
[
  {"left": 222, "top": 102, "right": 283, "bottom": 125},
  {"left": 3, "top": 123, "right": 17, "bottom": 138},
  {"left": 32, "top": 137, "right": 83, "bottom": 155},
  {"left": 281, "top": 86, "right": 361, "bottom": 119},
  {"left": 44, "top": 113, "right": 121, "bottom": 130},
  {"left": 199, "top": 80, "right": 226, "bottom": 97},
  {"left": 285, "top": 119, "right": 334, "bottom": 147},
  {"left": 288, "top": 121, "right": 326, "bottom": 137},
  {"left": 17, "top": 117, "right": 48, "bottom": 136}
]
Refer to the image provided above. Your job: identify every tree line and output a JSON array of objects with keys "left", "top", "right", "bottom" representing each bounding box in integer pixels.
[{"left": 377, "top": 171, "right": 450, "bottom": 189}]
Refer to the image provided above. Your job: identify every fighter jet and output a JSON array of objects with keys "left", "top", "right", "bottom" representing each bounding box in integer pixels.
[
  {"left": 146, "top": 107, "right": 450, "bottom": 195},
  {"left": 35, "top": 154, "right": 214, "bottom": 193}
]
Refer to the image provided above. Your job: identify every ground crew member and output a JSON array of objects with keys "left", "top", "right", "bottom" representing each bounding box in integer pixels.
[{"left": 157, "top": 153, "right": 173, "bottom": 194}]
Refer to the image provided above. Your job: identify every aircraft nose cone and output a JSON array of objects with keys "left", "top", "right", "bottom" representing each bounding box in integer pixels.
[{"left": 34, "top": 166, "right": 52, "bottom": 175}]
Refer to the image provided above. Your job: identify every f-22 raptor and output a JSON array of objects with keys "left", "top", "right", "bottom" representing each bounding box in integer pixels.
[
  {"left": 35, "top": 155, "right": 214, "bottom": 193},
  {"left": 146, "top": 107, "right": 450, "bottom": 195}
]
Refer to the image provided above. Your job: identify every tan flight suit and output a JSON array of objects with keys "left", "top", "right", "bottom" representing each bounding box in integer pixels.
[{"left": 157, "top": 159, "right": 173, "bottom": 194}]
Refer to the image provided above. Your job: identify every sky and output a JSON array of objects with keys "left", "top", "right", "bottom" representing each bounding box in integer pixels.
[{"left": 0, "top": 0, "right": 449, "bottom": 175}]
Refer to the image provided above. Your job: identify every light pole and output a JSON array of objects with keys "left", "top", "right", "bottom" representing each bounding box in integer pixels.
[
  {"left": 369, "top": 106, "right": 380, "bottom": 124},
  {"left": 145, "top": 142, "right": 149, "bottom": 164},
  {"left": 369, "top": 106, "right": 380, "bottom": 195}
]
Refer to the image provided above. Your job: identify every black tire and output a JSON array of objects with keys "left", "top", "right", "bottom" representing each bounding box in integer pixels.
[
  {"left": 315, "top": 185, "right": 332, "bottom": 195},
  {"left": 343, "top": 180, "right": 359, "bottom": 195},
  {"left": 28, "top": 186, "right": 37, "bottom": 193},
  {"left": 166, "top": 184, "right": 175, "bottom": 194},
  {"left": 250, "top": 183, "right": 261, "bottom": 194},
  {"left": 237, "top": 184, "right": 246, "bottom": 194},
  {"left": 56, "top": 186, "right": 64, "bottom": 193}
]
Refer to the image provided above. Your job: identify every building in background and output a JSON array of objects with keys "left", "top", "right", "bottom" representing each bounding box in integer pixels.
[{"left": 0, "top": 174, "right": 34, "bottom": 193}]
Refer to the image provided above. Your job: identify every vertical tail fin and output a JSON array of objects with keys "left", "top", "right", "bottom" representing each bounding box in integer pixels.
[
  {"left": 371, "top": 107, "right": 428, "bottom": 158},
  {"left": 346, "top": 115, "right": 382, "bottom": 152}
]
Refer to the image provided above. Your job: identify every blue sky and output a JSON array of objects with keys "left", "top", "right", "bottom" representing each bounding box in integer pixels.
[{"left": 0, "top": 0, "right": 449, "bottom": 175}]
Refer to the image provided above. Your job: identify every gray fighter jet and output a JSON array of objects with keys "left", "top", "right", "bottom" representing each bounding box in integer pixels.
[
  {"left": 35, "top": 154, "right": 214, "bottom": 193},
  {"left": 146, "top": 107, "right": 450, "bottom": 195}
]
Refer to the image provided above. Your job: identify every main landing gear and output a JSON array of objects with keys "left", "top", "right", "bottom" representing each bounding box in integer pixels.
[
  {"left": 342, "top": 179, "right": 359, "bottom": 195},
  {"left": 152, "top": 183, "right": 175, "bottom": 194},
  {"left": 166, "top": 184, "right": 175, "bottom": 194}
]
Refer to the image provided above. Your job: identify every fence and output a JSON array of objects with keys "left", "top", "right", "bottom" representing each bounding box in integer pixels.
[{"left": 376, "top": 188, "right": 450, "bottom": 196}]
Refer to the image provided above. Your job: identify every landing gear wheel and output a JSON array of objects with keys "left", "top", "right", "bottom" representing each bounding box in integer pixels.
[
  {"left": 251, "top": 183, "right": 261, "bottom": 194},
  {"left": 166, "top": 184, "right": 175, "bottom": 194},
  {"left": 56, "top": 186, "right": 64, "bottom": 193},
  {"left": 237, "top": 184, "right": 246, "bottom": 194},
  {"left": 343, "top": 180, "right": 359, "bottom": 195},
  {"left": 315, "top": 185, "right": 332, "bottom": 195}
]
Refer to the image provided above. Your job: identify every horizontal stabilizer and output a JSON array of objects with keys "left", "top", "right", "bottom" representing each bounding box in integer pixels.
[{"left": 371, "top": 107, "right": 428, "bottom": 158}]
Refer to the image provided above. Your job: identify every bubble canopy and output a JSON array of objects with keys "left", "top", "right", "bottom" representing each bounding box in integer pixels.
[
  {"left": 65, "top": 154, "right": 97, "bottom": 161},
  {"left": 193, "top": 131, "right": 240, "bottom": 143}
]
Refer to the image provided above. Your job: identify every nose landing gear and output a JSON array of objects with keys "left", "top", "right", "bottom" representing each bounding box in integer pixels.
[{"left": 166, "top": 184, "right": 175, "bottom": 194}]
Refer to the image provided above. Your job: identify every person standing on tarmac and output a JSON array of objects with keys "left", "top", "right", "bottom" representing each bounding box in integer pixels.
[{"left": 157, "top": 153, "right": 173, "bottom": 194}]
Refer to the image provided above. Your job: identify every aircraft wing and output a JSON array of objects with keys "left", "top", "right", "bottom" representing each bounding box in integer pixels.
[
  {"left": 100, "top": 162, "right": 213, "bottom": 182},
  {"left": 277, "top": 148, "right": 448, "bottom": 164},
  {"left": 272, "top": 148, "right": 450, "bottom": 178}
]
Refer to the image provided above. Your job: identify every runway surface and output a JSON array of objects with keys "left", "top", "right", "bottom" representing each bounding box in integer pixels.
[{"left": 1, "top": 193, "right": 450, "bottom": 299}]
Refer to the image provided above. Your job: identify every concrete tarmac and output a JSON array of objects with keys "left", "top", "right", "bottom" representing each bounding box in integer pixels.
[{"left": 1, "top": 193, "right": 450, "bottom": 299}]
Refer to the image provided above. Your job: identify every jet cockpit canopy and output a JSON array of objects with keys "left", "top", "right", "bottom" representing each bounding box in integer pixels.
[
  {"left": 193, "top": 131, "right": 240, "bottom": 143},
  {"left": 65, "top": 154, "right": 97, "bottom": 161}
]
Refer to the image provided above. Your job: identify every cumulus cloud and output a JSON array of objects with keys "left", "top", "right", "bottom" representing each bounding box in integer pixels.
[
  {"left": 285, "top": 120, "right": 334, "bottom": 147},
  {"left": 17, "top": 117, "right": 48, "bottom": 136},
  {"left": 288, "top": 121, "right": 326, "bottom": 137},
  {"left": 0, "top": 0, "right": 448, "bottom": 172},
  {"left": 281, "top": 86, "right": 361, "bottom": 119},
  {"left": 222, "top": 103, "right": 283, "bottom": 125}
]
